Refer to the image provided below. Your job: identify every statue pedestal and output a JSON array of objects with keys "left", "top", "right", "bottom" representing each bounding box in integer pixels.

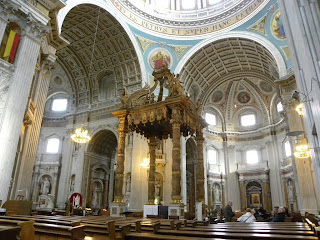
[
  {"left": 109, "top": 202, "right": 127, "bottom": 217},
  {"left": 168, "top": 203, "right": 184, "bottom": 219},
  {"left": 36, "top": 194, "right": 55, "bottom": 211}
]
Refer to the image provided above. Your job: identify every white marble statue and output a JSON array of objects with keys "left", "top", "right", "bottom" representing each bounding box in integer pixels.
[
  {"left": 74, "top": 194, "right": 80, "bottom": 207},
  {"left": 214, "top": 185, "right": 221, "bottom": 202},
  {"left": 40, "top": 177, "right": 50, "bottom": 195},
  {"left": 287, "top": 179, "right": 294, "bottom": 201}
]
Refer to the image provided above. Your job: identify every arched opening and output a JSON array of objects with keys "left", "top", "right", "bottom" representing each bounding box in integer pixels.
[
  {"left": 186, "top": 138, "right": 197, "bottom": 219},
  {"left": 84, "top": 130, "right": 118, "bottom": 211}
]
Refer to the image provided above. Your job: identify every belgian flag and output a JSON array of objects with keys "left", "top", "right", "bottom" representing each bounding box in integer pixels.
[{"left": 3, "top": 30, "right": 20, "bottom": 62}]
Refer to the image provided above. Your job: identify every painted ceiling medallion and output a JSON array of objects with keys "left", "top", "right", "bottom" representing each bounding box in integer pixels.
[
  {"left": 259, "top": 81, "right": 273, "bottom": 93},
  {"left": 237, "top": 91, "right": 251, "bottom": 104},
  {"left": 148, "top": 48, "right": 172, "bottom": 72},
  {"left": 212, "top": 90, "right": 224, "bottom": 103}
]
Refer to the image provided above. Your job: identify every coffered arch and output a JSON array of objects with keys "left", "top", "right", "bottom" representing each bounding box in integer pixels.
[
  {"left": 181, "top": 37, "right": 281, "bottom": 129},
  {"left": 57, "top": 4, "right": 144, "bottom": 108}
]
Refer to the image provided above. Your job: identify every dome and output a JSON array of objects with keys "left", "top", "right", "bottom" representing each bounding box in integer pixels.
[{"left": 112, "top": 0, "right": 269, "bottom": 38}]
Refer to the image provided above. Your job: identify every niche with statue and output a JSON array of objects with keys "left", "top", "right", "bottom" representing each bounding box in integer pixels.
[{"left": 37, "top": 175, "right": 55, "bottom": 210}]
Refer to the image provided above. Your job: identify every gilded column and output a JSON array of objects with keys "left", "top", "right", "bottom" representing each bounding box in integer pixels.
[
  {"left": 196, "top": 129, "right": 205, "bottom": 202},
  {"left": 148, "top": 136, "right": 157, "bottom": 204},
  {"left": 114, "top": 114, "right": 127, "bottom": 203},
  {"left": 171, "top": 107, "right": 182, "bottom": 203},
  {"left": 262, "top": 181, "right": 272, "bottom": 212},
  {"left": 239, "top": 181, "right": 246, "bottom": 211}
]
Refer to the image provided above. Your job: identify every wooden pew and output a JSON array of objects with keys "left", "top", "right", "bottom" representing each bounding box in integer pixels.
[
  {"left": 153, "top": 222, "right": 318, "bottom": 240},
  {"left": 0, "top": 215, "right": 81, "bottom": 226},
  {"left": 182, "top": 226, "right": 315, "bottom": 236},
  {"left": 0, "top": 225, "right": 21, "bottom": 240},
  {"left": 122, "top": 223, "right": 239, "bottom": 240},
  {"left": 0, "top": 219, "right": 85, "bottom": 240}
]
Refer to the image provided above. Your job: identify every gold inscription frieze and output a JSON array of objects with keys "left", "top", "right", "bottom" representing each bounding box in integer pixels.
[{"left": 112, "top": 0, "right": 265, "bottom": 36}]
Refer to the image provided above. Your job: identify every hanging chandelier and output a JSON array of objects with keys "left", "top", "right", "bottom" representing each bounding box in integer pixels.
[
  {"left": 295, "top": 103, "right": 303, "bottom": 116},
  {"left": 294, "top": 144, "right": 311, "bottom": 158},
  {"left": 71, "top": 123, "right": 91, "bottom": 143}
]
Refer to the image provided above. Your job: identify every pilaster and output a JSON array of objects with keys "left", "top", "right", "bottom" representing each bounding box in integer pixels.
[{"left": 0, "top": 16, "right": 47, "bottom": 201}]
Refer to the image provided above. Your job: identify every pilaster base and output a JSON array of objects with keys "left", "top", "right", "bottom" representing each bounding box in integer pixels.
[
  {"left": 196, "top": 202, "right": 205, "bottom": 221},
  {"left": 109, "top": 202, "right": 127, "bottom": 217},
  {"left": 168, "top": 203, "right": 185, "bottom": 219}
]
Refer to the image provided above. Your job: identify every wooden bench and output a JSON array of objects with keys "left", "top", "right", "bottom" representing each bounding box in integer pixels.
[
  {"left": 0, "top": 225, "right": 21, "bottom": 240},
  {"left": 182, "top": 226, "right": 315, "bottom": 236},
  {"left": 0, "top": 215, "right": 81, "bottom": 226},
  {"left": 0, "top": 219, "right": 85, "bottom": 240},
  {"left": 152, "top": 222, "right": 318, "bottom": 240}
]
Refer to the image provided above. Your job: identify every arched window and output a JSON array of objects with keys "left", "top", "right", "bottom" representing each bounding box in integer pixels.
[
  {"left": 240, "top": 114, "right": 256, "bottom": 126},
  {"left": 207, "top": 149, "right": 217, "bottom": 165},
  {"left": 52, "top": 98, "right": 68, "bottom": 111},
  {"left": 205, "top": 113, "right": 216, "bottom": 125},
  {"left": 208, "top": 0, "right": 223, "bottom": 5},
  {"left": 0, "top": 22, "right": 21, "bottom": 64},
  {"left": 46, "top": 138, "right": 60, "bottom": 153},
  {"left": 284, "top": 141, "right": 292, "bottom": 157},
  {"left": 181, "top": 1, "right": 196, "bottom": 10},
  {"left": 246, "top": 150, "right": 259, "bottom": 164},
  {"left": 277, "top": 102, "right": 284, "bottom": 112}
]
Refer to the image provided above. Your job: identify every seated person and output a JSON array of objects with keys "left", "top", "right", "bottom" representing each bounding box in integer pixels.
[
  {"left": 266, "top": 206, "right": 279, "bottom": 222},
  {"left": 237, "top": 208, "right": 256, "bottom": 223},
  {"left": 273, "top": 207, "right": 286, "bottom": 222},
  {"left": 257, "top": 207, "right": 269, "bottom": 220}
]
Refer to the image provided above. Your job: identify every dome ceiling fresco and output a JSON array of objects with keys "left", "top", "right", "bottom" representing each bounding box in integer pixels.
[
  {"left": 111, "top": 0, "right": 268, "bottom": 37},
  {"left": 57, "top": 4, "right": 142, "bottom": 107}
]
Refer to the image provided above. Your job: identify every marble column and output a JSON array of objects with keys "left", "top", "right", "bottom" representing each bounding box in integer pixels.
[
  {"left": 0, "top": 22, "right": 46, "bottom": 201},
  {"left": 148, "top": 136, "right": 156, "bottom": 204},
  {"left": 108, "top": 159, "right": 116, "bottom": 204},
  {"left": 181, "top": 137, "right": 187, "bottom": 208},
  {"left": 56, "top": 135, "right": 74, "bottom": 209},
  {"left": 171, "top": 107, "right": 182, "bottom": 204},
  {"left": 265, "top": 139, "right": 284, "bottom": 207},
  {"left": 279, "top": 0, "right": 320, "bottom": 211},
  {"left": 283, "top": 179, "right": 289, "bottom": 209},
  {"left": 11, "top": 56, "right": 55, "bottom": 200},
  {"left": 114, "top": 115, "right": 127, "bottom": 203},
  {"left": 196, "top": 131, "right": 205, "bottom": 202},
  {"left": 103, "top": 179, "right": 109, "bottom": 208}
]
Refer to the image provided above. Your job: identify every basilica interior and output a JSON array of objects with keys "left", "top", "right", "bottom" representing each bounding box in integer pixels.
[{"left": 0, "top": 0, "right": 320, "bottom": 224}]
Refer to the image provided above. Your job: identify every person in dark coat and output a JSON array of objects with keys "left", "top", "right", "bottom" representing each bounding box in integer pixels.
[
  {"left": 273, "top": 207, "right": 286, "bottom": 222},
  {"left": 224, "top": 201, "right": 235, "bottom": 222}
]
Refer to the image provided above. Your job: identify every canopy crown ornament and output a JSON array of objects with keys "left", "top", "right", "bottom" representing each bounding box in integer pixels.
[{"left": 114, "top": 66, "right": 207, "bottom": 140}]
